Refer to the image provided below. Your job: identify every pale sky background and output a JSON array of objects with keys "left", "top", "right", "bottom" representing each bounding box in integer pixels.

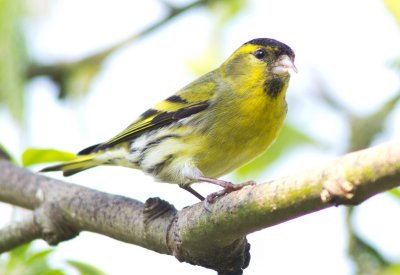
[{"left": 1, "top": 0, "right": 400, "bottom": 274}]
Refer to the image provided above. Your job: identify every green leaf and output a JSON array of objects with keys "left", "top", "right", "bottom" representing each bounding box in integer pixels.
[
  {"left": 5, "top": 243, "right": 31, "bottom": 270},
  {"left": 0, "top": 242, "right": 105, "bottom": 275},
  {"left": 1, "top": 242, "right": 65, "bottom": 275},
  {"left": 22, "top": 148, "right": 76, "bottom": 168},
  {"left": 25, "top": 249, "right": 54, "bottom": 265},
  {"left": 67, "top": 260, "right": 106, "bottom": 275},
  {"left": 235, "top": 123, "right": 318, "bottom": 180}
]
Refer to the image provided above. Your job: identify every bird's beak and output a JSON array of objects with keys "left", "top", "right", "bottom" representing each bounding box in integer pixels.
[{"left": 271, "top": 55, "right": 297, "bottom": 76}]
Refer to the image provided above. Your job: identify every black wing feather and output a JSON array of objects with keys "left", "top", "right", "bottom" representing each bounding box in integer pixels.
[{"left": 90, "top": 101, "right": 210, "bottom": 152}]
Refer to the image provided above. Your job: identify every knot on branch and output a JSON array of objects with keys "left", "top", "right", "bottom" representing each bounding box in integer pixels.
[
  {"left": 34, "top": 203, "right": 79, "bottom": 245},
  {"left": 212, "top": 238, "right": 251, "bottom": 275},
  {"left": 171, "top": 232, "right": 251, "bottom": 275},
  {"left": 143, "top": 197, "right": 176, "bottom": 224}
]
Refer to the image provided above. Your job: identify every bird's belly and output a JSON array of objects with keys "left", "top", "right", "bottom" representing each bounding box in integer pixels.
[{"left": 194, "top": 104, "right": 287, "bottom": 178}]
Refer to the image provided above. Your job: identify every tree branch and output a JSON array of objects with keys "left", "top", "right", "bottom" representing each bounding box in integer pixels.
[
  {"left": 0, "top": 213, "right": 41, "bottom": 252},
  {"left": 0, "top": 142, "right": 399, "bottom": 273}
]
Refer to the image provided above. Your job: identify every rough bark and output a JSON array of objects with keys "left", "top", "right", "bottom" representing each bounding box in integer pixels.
[{"left": 0, "top": 142, "right": 399, "bottom": 274}]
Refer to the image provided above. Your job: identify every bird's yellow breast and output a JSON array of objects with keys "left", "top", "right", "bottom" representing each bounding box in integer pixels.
[{"left": 191, "top": 79, "right": 289, "bottom": 178}]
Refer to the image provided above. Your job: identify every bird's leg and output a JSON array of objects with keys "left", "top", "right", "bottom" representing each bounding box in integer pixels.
[
  {"left": 196, "top": 176, "right": 255, "bottom": 190},
  {"left": 191, "top": 176, "right": 256, "bottom": 209},
  {"left": 179, "top": 184, "right": 205, "bottom": 201}
]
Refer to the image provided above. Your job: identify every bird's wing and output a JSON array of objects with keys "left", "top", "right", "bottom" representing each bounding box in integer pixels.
[{"left": 81, "top": 77, "right": 216, "bottom": 154}]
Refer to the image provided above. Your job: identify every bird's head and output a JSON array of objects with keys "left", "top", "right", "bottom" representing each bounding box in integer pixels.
[{"left": 219, "top": 38, "right": 296, "bottom": 97}]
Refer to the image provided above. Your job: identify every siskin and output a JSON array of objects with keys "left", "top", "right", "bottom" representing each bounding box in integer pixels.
[{"left": 42, "top": 38, "right": 296, "bottom": 207}]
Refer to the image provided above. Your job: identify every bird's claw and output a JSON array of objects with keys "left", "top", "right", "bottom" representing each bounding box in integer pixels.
[{"left": 203, "top": 180, "right": 257, "bottom": 212}]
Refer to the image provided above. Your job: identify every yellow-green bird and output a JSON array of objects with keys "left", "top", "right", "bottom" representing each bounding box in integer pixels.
[{"left": 42, "top": 38, "right": 296, "bottom": 206}]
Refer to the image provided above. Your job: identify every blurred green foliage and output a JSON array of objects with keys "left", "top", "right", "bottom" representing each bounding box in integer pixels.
[
  {"left": 381, "top": 264, "right": 400, "bottom": 275},
  {"left": 186, "top": 0, "right": 248, "bottom": 75},
  {"left": 349, "top": 93, "right": 400, "bottom": 151},
  {"left": 384, "top": 0, "right": 400, "bottom": 25},
  {"left": 27, "top": 52, "right": 108, "bottom": 100},
  {"left": 389, "top": 188, "right": 400, "bottom": 199},
  {"left": 0, "top": 242, "right": 105, "bottom": 275},
  {"left": 66, "top": 260, "right": 106, "bottom": 275},
  {"left": 0, "top": 0, "right": 27, "bottom": 121},
  {"left": 346, "top": 208, "right": 390, "bottom": 275},
  {"left": 207, "top": 0, "right": 247, "bottom": 24},
  {"left": 0, "top": 243, "right": 63, "bottom": 275}
]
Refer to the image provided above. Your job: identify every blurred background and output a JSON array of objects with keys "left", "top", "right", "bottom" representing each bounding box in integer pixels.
[{"left": 0, "top": 0, "right": 399, "bottom": 274}]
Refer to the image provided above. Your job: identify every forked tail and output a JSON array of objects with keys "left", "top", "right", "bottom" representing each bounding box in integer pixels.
[{"left": 40, "top": 155, "right": 101, "bottom": 177}]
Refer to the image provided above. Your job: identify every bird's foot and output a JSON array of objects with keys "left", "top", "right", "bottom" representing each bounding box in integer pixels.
[{"left": 196, "top": 177, "right": 256, "bottom": 211}]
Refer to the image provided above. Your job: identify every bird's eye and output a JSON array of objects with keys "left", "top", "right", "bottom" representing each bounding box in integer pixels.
[{"left": 254, "top": 49, "right": 266, "bottom": 59}]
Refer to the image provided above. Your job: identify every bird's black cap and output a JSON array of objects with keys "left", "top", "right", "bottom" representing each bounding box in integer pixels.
[{"left": 245, "top": 38, "right": 295, "bottom": 59}]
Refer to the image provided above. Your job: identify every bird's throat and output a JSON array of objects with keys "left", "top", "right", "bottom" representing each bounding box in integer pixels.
[{"left": 264, "top": 77, "right": 288, "bottom": 99}]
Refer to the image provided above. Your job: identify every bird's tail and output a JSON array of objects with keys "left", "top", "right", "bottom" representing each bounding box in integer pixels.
[{"left": 40, "top": 154, "right": 101, "bottom": 177}]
